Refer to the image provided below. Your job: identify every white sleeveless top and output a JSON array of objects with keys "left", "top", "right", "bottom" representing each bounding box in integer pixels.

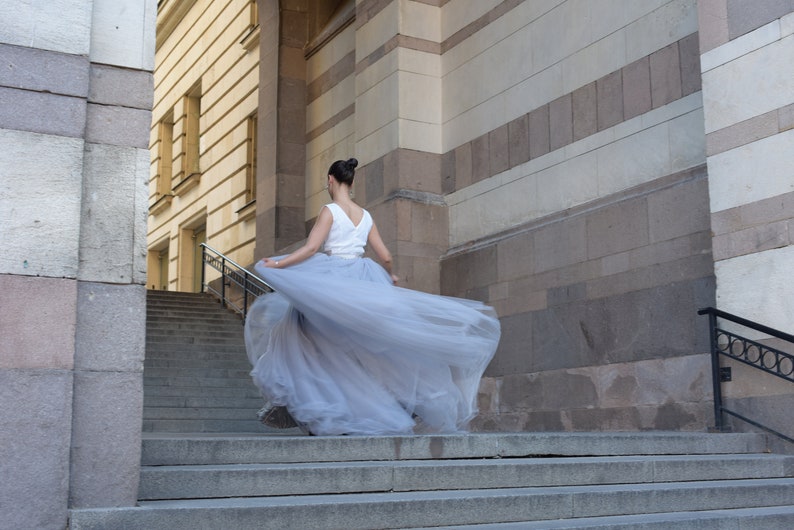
[{"left": 322, "top": 203, "right": 372, "bottom": 259}]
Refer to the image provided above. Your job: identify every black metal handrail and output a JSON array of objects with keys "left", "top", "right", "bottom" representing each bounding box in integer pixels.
[
  {"left": 698, "top": 307, "right": 793, "bottom": 444},
  {"left": 200, "top": 243, "right": 272, "bottom": 320}
]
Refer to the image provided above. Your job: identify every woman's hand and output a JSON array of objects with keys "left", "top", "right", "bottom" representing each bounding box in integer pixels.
[
  {"left": 261, "top": 258, "right": 280, "bottom": 268},
  {"left": 390, "top": 273, "right": 399, "bottom": 285}
]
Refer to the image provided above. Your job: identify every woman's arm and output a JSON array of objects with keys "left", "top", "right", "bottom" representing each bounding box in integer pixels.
[
  {"left": 261, "top": 206, "right": 333, "bottom": 268},
  {"left": 367, "top": 222, "right": 399, "bottom": 285}
]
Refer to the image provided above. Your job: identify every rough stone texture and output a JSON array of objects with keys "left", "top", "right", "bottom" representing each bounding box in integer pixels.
[
  {"left": 507, "top": 114, "right": 530, "bottom": 167},
  {"left": 572, "top": 82, "right": 597, "bottom": 141},
  {"left": 678, "top": 32, "right": 702, "bottom": 96},
  {"left": 89, "top": 64, "right": 154, "bottom": 109},
  {"left": 454, "top": 142, "right": 473, "bottom": 190},
  {"left": 0, "top": 369, "right": 73, "bottom": 530},
  {"left": 0, "top": 129, "right": 84, "bottom": 278},
  {"left": 85, "top": 103, "right": 152, "bottom": 149},
  {"left": 586, "top": 197, "right": 649, "bottom": 259},
  {"left": 647, "top": 177, "right": 711, "bottom": 243},
  {"left": 89, "top": 0, "right": 157, "bottom": 71},
  {"left": 0, "top": 85, "right": 87, "bottom": 138},
  {"left": 705, "top": 111, "right": 778, "bottom": 156},
  {"left": 528, "top": 104, "right": 550, "bottom": 159},
  {"left": 0, "top": 0, "right": 93, "bottom": 54},
  {"left": 650, "top": 42, "right": 682, "bottom": 109},
  {"left": 488, "top": 124, "right": 509, "bottom": 176},
  {"left": 69, "top": 370, "right": 144, "bottom": 508},
  {"left": 726, "top": 0, "right": 793, "bottom": 40},
  {"left": 0, "top": 43, "right": 90, "bottom": 97},
  {"left": 597, "top": 70, "right": 623, "bottom": 131},
  {"left": 471, "top": 133, "right": 490, "bottom": 183},
  {"left": 78, "top": 144, "right": 149, "bottom": 283},
  {"left": 0, "top": 275, "right": 77, "bottom": 370},
  {"left": 74, "top": 282, "right": 146, "bottom": 372},
  {"left": 697, "top": 0, "right": 730, "bottom": 53},
  {"left": 548, "top": 94, "right": 573, "bottom": 152},
  {"left": 622, "top": 57, "right": 651, "bottom": 120}
]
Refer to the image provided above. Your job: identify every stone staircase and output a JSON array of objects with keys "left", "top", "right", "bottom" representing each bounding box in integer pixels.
[
  {"left": 67, "top": 290, "right": 794, "bottom": 528},
  {"left": 142, "top": 290, "right": 268, "bottom": 433}
]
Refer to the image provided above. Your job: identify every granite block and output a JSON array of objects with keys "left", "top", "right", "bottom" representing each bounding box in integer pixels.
[
  {"left": 549, "top": 94, "right": 573, "bottom": 151},
  {"left": 489, "top": 124, "right": 509, "bottom": 176},
  {"left": 365, "top": 155, "right": 385, "bottom": 203},
  {"left": 454, "top": 141, "right": 473, "bottom": 189},
  {"left": 78, "top": 143, "right": 145, "bottom": 283},
  {"left": 533, "top": 216, "right": 587, "bottom": 273},
  {"left": 0, "top": 43, "right": 89, "bottom": 97},
  {"left": 0, "top": 86, "right": 86, "bottom": 138},
  {"left": 726, "top": 0, "right": 793, "bottom": 40},
  {"left": 441, "top": 150, "right": 456, "bottom": 194},
  {"left": 586, "top": 197, "right": 649, "bottom": 259},
  {"left": 780, "top": 103, "right": 794, "bottom": 131},
  {"left": 0, "top": 369, "right": 73, "bottom": 529},
  {"left": 712, "top": 220, "right": 791, "bottom": 260},
  {"left": 622, "top": 56, "right": 651, "bottom": 120},
  {"left": 74, "top": 282, "right": 146, "bottom": 372},
  {"left": 89, "top": 64, "right": 153, "bottom": 110},
  {"left": 496, "top": 231, "right": 534, "bottom": 281},
  {"left": 697, "top": 0, "right": 729, "bottom": 53},
  {"left": 706, "top": 111, "right": 778, "bottom": 156},
  {"left": 0, "top": 0, "right": 92, "bottom": 55},
  {"left": 69, "top": 370, "right": 143, "bottom": 508},
  {"left": 0, "top": 275, "right": 76, "bottom": 370},
  {"left": 471, "top": 133, "right": 490, "bottom": 183},
  {"left": 647, "top": 176, "right": 711, "bottom": 243},
  {"left": 397, "top": 149, "right": 442, "bottom": 194},
  {"left": 650, "top": 42, "right": 682, "bottom": 109},
  {"left": 678, "top": 33, "right": 702, "bottom": 96},
  {"left": 572, "top": 82, "right": 597, "bottom": 141},
  {"left": 85, "top": 103, "right": 151, "bottom": 149},
  {"left": 528, "top": 104, "right": 550, "bottom": 159},
  {"left": 596, "top": 70, "right": 623, "bottom": 131},
  {"left": 507, "top": 114, "right": 530, "bottom": 167}
]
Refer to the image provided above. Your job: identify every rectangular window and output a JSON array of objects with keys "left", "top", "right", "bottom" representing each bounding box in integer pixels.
[
  {"left": 156, "top": 112, "right": 174, "bottom": 197},
  {"left": 246, "top": 113, "right": 257, "bottom": 204},
  {"left": 184, "top": 83, "right": 201, "bottom": 177}
]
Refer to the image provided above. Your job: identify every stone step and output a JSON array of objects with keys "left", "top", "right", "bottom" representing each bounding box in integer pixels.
[
  {"left": 144, "top": 346, "right": 246, "bottom": 357},
  {"left": 416, "top": 505, "right": 794, "bottom": 529},
  {"left": 138, "top": 453, "right": 794, "bottom": 501},
  {"left": 144, "top": 396, "right": 263, "bottom": 409},
  {"left": 142, "top": 386, "right": 261, "bottom": 398},
  {"left": 141, "top": 419, "right": 271, "bottom": 434},
  {"left": 146, "top": 319, "right": 243, "bottom": 330},
  {"left": 142, "top": 407, "right": 260, "bottom": 421},
  {"left": 144, "top": 358, "right": 251, "bottom": 369},
  {"left": 146, "top": 332, "right": 243, "bottom": 343},
  {"left": 143, "top": 376, "right": 255, "bottom": 388},
  {"left": 65, "top": 477, "right": 794, "bottom": 529},
  {"left": 139, "top": 432, "right": 769, "bottom": 466},
  {"left": 143, "top": 367, "right": 252, "bottom": 380}
]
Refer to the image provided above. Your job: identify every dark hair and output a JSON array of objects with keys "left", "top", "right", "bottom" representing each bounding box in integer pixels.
[{"left": 328, "top": 158, "right": 358, "bottom": 186}]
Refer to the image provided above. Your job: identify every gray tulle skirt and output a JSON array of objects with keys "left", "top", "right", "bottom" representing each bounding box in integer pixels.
[{"left": 245, "top": 253, "right": 500, "bottom": 435}]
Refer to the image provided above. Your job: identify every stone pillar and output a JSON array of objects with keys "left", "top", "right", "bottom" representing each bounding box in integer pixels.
[{"left": 0, "top": 0, "right": 155, "bottom": 526}]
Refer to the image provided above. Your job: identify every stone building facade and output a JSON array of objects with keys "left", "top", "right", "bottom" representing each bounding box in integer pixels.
[{"left": 0, "top": 0, "right": 155, "bottom": 527}]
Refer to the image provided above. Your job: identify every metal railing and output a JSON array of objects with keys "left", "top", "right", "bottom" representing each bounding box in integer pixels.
[
  {"left": 698, "top": 307, "right": 793, "bottom": 444},
  {"left": 200, "top": 243, "right": 272, "bottom": 320}
]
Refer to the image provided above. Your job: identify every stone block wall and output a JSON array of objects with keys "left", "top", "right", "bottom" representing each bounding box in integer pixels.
[
  {"left": 698, "top": 0, "right": 794, "bottom": 439},
  {"left": 0, "top": 0, "right": 155, "bottom": 526}
]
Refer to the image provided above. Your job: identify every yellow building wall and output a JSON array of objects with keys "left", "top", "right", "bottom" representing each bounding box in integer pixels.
[{"left": 147, "top": 0, "right": 259, "bottom": 291}]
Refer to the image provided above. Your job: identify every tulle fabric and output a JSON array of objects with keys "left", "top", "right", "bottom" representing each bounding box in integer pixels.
[{"left": 245, "top": 253, "right": 500, "bottom": 436}]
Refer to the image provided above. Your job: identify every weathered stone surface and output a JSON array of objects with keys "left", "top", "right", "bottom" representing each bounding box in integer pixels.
[
  {"left": 528, "top": 104, "right": 550, "bottom": 159},
  {"left": 0, "top": 129, "right": 84, "bottom": 278},
  {"left": 489, "top": 124, "right": 509, "bottom": 176},
  {"left": 726, "top": 0, "right": 792, "bottom": 40},
  {"left": 89, "top": 64, "right": 153, "bottom": 109},
  {"left": 0, "top": 0, "right": 92, "bottom": 55},
  {"left": 69, "top": 370, "right": 143, "bottom": 508},
  {"left": 74, "top": 282, "right": 146, "bottom": 372},
  {"left": 0, "top": 370, "right": 73, "bottom": 529},
  {"left": 0, "top": 86, "right": 87, "bottom": 138},
  {"left": 0, "top": 275, "right": 76, "bottom": 370},
  {"left": 89, "top": 0, "right": 157, "bottom": 71},
  {"left": 572, "top": 82, "right": 597, "bottom": 141},
  {"left": 647, "top": 176, "right": 711, "bottom": 243},
  {"left": 85, "top": 103, "right": 152, "bottom": 149},
  {"left": 507, "top": 114, "right": 530, "bottom": 167},
  {"left": 0, "top": 43, "right": 89, "bottom": 97},
  {"left": 548, "top": 94, "right": 572, "bottom": 151},
  {"left": 622, "top": 56, "right": 651, "bottom": 120},
  {"left": 650, "top": 42, "right": 682, "bottom": 109},
  {"left": 597, "top": 70, "right": 623, "bottom": 131},
  {"left": 78, "top": 143, "right": 148, "bottom": 283}
]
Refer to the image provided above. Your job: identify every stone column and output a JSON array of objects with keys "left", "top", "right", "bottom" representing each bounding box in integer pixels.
[{"left": 0, "top": 0, "right": 155, "bottom": 526}]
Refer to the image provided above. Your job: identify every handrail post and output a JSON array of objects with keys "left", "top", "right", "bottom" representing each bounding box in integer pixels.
[
  {"left": 200, "top": 244, "right": 206, "bottom": 293},
  {"left": 220, "top": 256, "right": 226, "bottom": 309},
  {"left": 242, "top": 273, "right": 249, "bottom": 320},
  {"left": 707, "top": 310, "right": 724, "bottom": 432}
]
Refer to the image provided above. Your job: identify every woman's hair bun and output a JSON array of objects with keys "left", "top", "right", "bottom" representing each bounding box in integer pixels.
[{"left": 346, "top": 158, "right": 358, "bottom": 169}]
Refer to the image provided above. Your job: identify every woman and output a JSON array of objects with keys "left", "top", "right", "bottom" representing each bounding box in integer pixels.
[{"left": 245, "top": 158, "right": 500, "bottom": 435}]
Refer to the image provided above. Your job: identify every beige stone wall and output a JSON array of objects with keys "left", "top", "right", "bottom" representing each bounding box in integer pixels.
[{"left": 148, "top": 0, "right": 260, "bottom": 291}]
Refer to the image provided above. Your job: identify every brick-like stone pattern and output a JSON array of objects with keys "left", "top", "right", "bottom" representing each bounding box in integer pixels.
[
  {"left": 442, "top": 167, "right": 716, "bottom": 431},
  {"left": 706, "top": 103, "right": 794, "bottom": 156},
  {"left": 710, "top": 189, "right": 794, "bottom": 261},
  {"left": 726, "top": 0, "right": 794, "bottom": 40},
  {"left": 446, "top": 34, "right": 701, "bottom": 191}
]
